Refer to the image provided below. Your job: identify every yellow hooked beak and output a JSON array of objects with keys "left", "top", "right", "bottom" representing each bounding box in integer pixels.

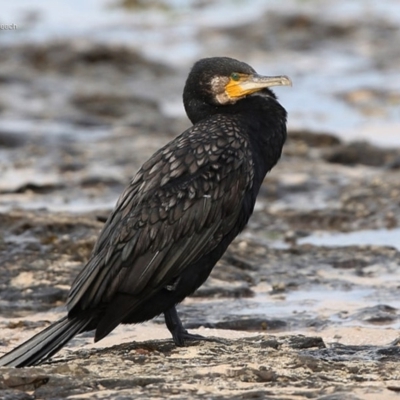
[{"left": 225, "top": 73, "right": 292, "bottom": 99}]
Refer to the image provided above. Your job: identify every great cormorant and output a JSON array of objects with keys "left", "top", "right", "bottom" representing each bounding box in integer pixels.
[{"left": 0, "top": 56, "right": 291, "bottom": 367}]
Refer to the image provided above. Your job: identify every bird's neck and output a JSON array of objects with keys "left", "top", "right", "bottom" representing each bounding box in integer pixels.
[
  {"left": 235, "top": 95, "right": 287, "bottom": 188},
  {"left": 184, "top": 98, "right": 222, "bottom": 124},
  {"left": 185, "top": 94, "right": 287, "bottom": 186}
]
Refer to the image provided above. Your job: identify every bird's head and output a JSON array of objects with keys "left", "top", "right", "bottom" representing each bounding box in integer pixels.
[{"left": 183, "top": 57, "right": 291, "bottom": 123}]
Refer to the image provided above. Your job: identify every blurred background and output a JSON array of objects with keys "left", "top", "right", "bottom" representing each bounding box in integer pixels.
[{"left": 0, "top": 0, "right": 400, "bottom": 211}]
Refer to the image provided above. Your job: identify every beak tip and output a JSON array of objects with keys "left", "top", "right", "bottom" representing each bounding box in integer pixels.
[{"left": 282, "top": 76, "right": 292, "bottom": 87}]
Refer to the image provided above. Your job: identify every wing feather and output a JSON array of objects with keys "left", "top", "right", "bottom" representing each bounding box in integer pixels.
[{"left": 67, "top": 117, "right": 253, "bottom": 315}]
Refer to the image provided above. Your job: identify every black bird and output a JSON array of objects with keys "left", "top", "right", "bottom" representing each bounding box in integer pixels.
[{"left": 0, "top": 57, "right": 291, "bottom": 367}]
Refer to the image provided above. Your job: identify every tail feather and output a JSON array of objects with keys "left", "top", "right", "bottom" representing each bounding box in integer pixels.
[{"left": 0, "top": 316, "right": 91, "bottom": 368}]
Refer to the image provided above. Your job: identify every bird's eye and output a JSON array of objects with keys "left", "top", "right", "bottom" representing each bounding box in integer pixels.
[{"left": 230, "top": 72, "right": 240, "bottom": 81}]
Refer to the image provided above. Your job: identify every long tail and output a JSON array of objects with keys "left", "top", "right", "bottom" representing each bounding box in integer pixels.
[{"left": 0, "top": 316, "right": 92, "bottom": 368}]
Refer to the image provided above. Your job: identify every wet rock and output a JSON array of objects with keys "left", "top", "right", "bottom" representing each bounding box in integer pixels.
[
  {"left": 96, "top": 376, "right": 165, "bottom": 388},
  {"left": 210, "top": 316, "right": 287, "bottom": 331},
  {"left": 223, "top": 253, "right": 260, "bottom": 272},
  {"left": 0, "top": 131, "right": 28, "bottom": 148},
  {"left": 13, "top": 41, "right": 170, "bottom": 75},
  {"left": 375, "top": 346, "right": 400, "bottom": 361},
  {"left": 323, "top": 141, "right": 398, "bottom": 167},
  {"left": 331, "top": 258, "right": 368, "bottom": 270},
  {"left": 317, "top": 394, "right": 362, "bottom": 400},
  {"left": 71, "top": 93, "right": 160, "bottom": 120},
  {"left": 276, "top": 209, "right": 355, "bottom": 231},
  {"left": 80, "top": 175, "right": 123, "bottom": 188},
  {"left": 351, "top": 304, "right": 399, "bottom": 325},
  {"left": 288, "top": 335, "right": 326, "bottom": 349},
  {"left": 288, "top": 130, "right": 342, "bottom": 148},
  {"left": 193, "top": 278, "right": 253, "bottom": 298},
  {"left": 1, "top": 285, "right": 66, "bottom": 309},
  {"left": 12, "top": 182, "right": 64, "bottom": 194},
  {"left": 0, "top": 390, "right": 34, "bottom": 400},
  {"left": 0, "top": 372, "right": 49, "bottom": 391},
  {"left": 31, "top": 286, "right": 68, "bottom": 304},
  {"left": 6, "top": 320, "right": 46, "bottom": 331},
  {"left": 283, "top": 130, "right": 342, "bottom": 159},
  {"left": 259, "top": 338, "right": 280, "bottom": 349}
]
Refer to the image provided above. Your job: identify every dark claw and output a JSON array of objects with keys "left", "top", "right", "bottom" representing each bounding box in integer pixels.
[
  {"left": 172, "top": 329, "right": 210, "bottom": 347},
  {"left": 172, "top": 329, "right": 227, "bottom": 347},
  {"left": 164, "top": 306, "right": 223, "bottom": 347}
]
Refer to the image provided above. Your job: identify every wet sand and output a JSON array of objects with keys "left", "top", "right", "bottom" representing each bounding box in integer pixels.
[{"left": 1, "top": 131, "right": 400, "bottom": 399}]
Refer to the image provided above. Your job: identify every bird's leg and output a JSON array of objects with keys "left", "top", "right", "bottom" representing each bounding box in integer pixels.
[{"left": 164, "top": 306, "right": 208, "bottom": 346}]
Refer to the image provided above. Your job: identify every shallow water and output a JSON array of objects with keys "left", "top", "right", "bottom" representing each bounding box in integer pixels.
[
  {"left": 1, "top": 0, "right": 400, "bottom": 146},
  {"left": 1, "top": 0, "right": 400, "bottom": 216},
  {"left": 183, "top": 282, "right": 400, "bottom": 333},
  {"left": 299, "top": 227, "right": 400, "bottom": 250}
]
